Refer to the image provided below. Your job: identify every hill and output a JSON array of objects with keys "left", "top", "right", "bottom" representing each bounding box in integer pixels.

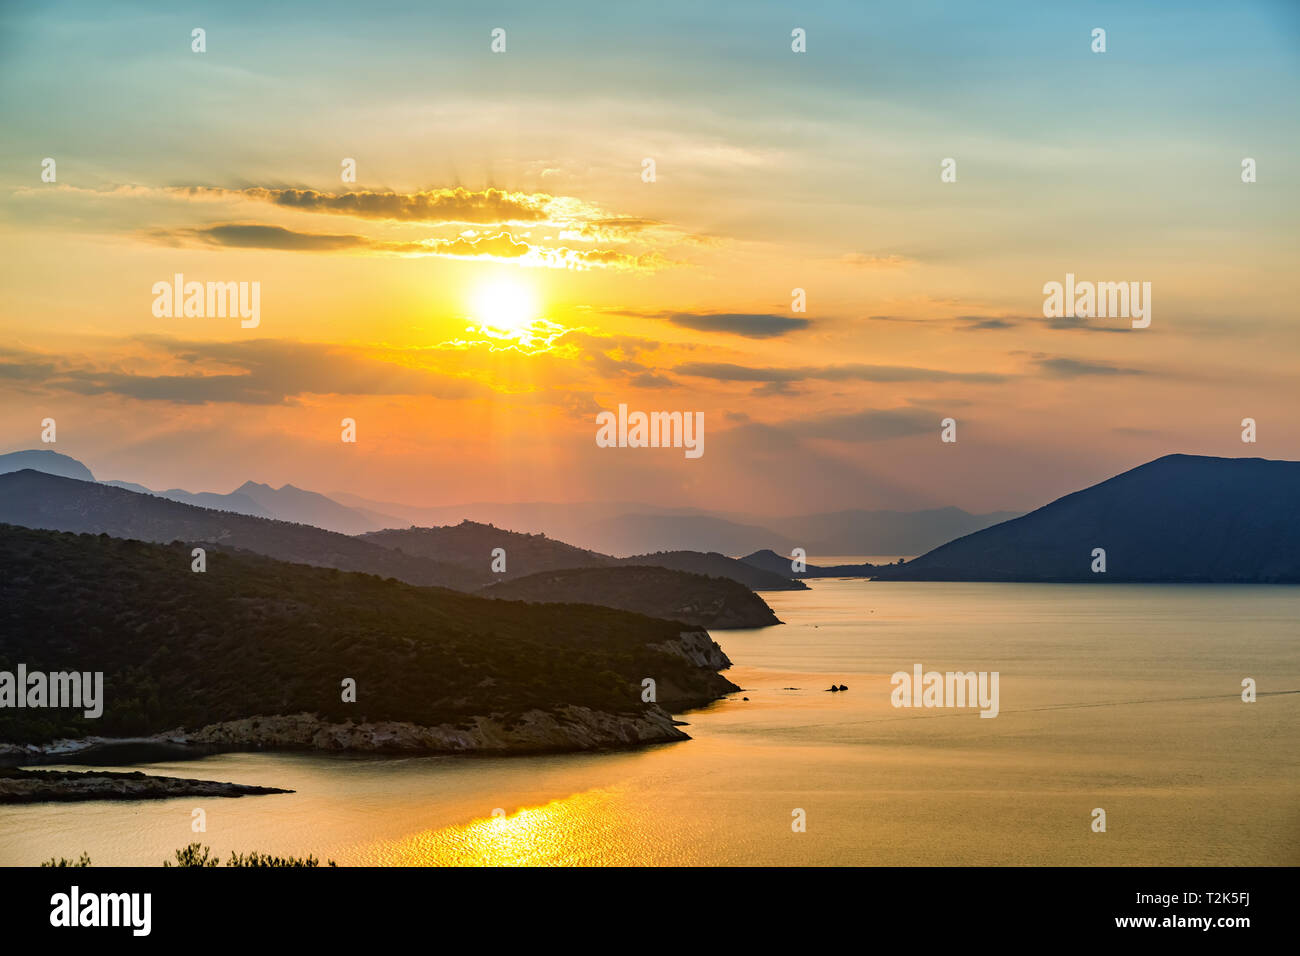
[
  {"left": 0, "top": 470, "right": 482, "bottom": 590},
  {"left": 620, "top": 550, "right": 807, "bottom": 591},
  {"left": 0, "top": 524, "right": 738, "bottom": 749},
  {"left": 740, "top": 549, "right": 885, "bottom": 578},
  {"left": 870, "top": 455, "right": 1300, "bottom": 582},
  {"left": 360, "top": 520, "right": 615, "bottom": 579},
  {"left": 234, "top": 481, "right": 404, "bottom": 535},
  {"left": 0, "top": 449, "right": 94, "bottom": 482},
  {"left": 102, "top": 481, "right": 271, "bottom": 518},
  {"left": 577, "top": 513, "right": 798, "bottom": 556},
  {"left": 482, "top": 565, "right": 781, "bottom": 629}
]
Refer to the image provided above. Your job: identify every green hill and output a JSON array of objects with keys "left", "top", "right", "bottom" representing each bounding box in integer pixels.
[{"left": 0, "top": 524, "right": 738, "bottom": 746}]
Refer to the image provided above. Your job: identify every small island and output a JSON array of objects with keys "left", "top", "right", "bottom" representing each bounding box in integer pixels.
[{"left": 0, "top": 767, "right": 292, "bottom": 803}]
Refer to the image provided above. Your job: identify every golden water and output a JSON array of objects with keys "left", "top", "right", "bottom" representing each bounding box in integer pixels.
[{"left": 3, "top": 581, "right": 1296, "bottom": 866}]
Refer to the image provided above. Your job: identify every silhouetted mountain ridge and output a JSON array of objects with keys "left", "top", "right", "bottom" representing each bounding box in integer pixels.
[
  {"left": 871, "top": 455, "right": 1300, "bottom": 582},
  {"left": 0, "top": 470, "right": 482, "bottom": 590},
  {"left": 0, "top": 524, "right": 738, "bottom": 747},
  {"left": 483, "top": 565, "right": 781, "bottom": 629}
]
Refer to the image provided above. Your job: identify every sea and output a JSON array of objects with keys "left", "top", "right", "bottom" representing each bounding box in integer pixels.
[{"left": 2, "top": 580, "right": 1296, "bottom": 866}]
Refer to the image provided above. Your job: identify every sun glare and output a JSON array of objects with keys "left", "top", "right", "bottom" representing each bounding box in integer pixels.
[{"left": 472, "top": 278, "right": 538, "bottom": 333}]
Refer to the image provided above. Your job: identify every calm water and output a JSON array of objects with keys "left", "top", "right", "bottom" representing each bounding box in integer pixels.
[{"left": 3, "top": 581, "right": 1297, "bottom": 866}]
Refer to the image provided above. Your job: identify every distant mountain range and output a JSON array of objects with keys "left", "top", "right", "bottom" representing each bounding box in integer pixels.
[
  {"left": 360, "top": 522, "right": 805, "bottom": 592},
  {"left": 741, "top": 549, "right": 893, "bottom": 578},
  {"left": 6, "top": 448, "right": 1291, "bottom": 589},
  {"left": 337, "top": 494, "right": 1020, "bottom": 557},
  {"left": 0, "top": 470, "right": 483, "bottom": 590},
  {"left": 0, "top": 449, "right": 94, "bottom": 482},
  {"left": 1, "top": 449, "right": 1015, "bottom": 554},
  {"left": 871, "top": 455, "right": 1300, "bottom": 582},
  {"left": 0, "top": 450, "right": 399, "bottom": 534},
  {"left": 0, "top": 472, "right": 782, "bottom": 627}
]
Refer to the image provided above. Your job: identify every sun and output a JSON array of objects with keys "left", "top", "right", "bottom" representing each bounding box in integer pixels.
[{"left": 471, "top": 277, "right": 538, "bottom": 333}]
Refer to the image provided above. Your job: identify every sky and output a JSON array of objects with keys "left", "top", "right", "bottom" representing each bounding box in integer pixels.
[{"left": 1, "top": 0, "right": 1297, "bottom": 516}]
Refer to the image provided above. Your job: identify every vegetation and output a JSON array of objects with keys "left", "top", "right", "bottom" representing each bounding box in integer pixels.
[
  {"left": 0, "top": 470, "right": 482, "bottom": 590},
  {"left": 164, "top": 843, "right": 335, "bottom": 867},
  {"left": 484, "top": 564, "right": 781, "bottom": 628},
  {"left": 871, "top": 455, "right": 1300, "bottom": 582},
  {"left": 362, "top": 520, "right": 613, "bottom": 580},
  {"left": 0, "top": 524, "right": 734, "bottom": 744},
  {"left": 618, "top": 550, "right": 807, "bottom": 591},
  {"left": 47, "top": 844, "right": 336, "bottom": 867}
]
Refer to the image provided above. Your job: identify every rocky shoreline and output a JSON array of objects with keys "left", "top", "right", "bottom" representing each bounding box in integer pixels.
[
  {"left": 0, "top": 703, "right": 696, "bottom": 765},
  {"left": 0, "top": 767, "right": 293, "bottom": 803},
  {"left": 0, "top": 631, "right": 739, "bottom": 767}
]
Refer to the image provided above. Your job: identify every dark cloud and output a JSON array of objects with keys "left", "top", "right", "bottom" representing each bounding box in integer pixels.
[
  {"left": 143, "top": 224, "right": 657, "bottom": 269},
  {"left": 666, "top": 313, "right": 811, "bottom": 338},
  {"left": 172, "top": 186, "right": 553, "bottom": 224},
  {"left": 630, "top": 371, "right": 676, "bottom": 388},
  {"left": 144, "top": 223, "right": 419, "bottom": 253},
  {"left": 183, "top": 223, "right": 373, "bottom": 251},
  {"left": 1043, "top": 314, "right": 1131, "bottom": 333},
  {"left": 1035, "top": 356, "right": 1146, "bottom": 378},
  {"left": 673, "top": 361, "right": 1007, "bottom": 385},
  {"left": 953, "top": 314, "right": 1021, "bottom": 330}
]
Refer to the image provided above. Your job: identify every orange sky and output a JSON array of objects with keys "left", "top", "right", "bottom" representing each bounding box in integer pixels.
[{"left": 2, "top": 3, "right": 1297, "bottom": 515}]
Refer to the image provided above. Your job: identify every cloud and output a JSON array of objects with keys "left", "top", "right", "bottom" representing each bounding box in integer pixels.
[
  {"left": 787, "top": 406, "right": 941, "bottom": 441},
  {"left": 0, "top": 339, "right": 498, "bottom": 406},
  {"left": 665, "top": 312, "right": 811, "bottom": 338},
  {"left": 153, "top": 223, "right": 381, "bottom": 252},
  {"left": 143, "top": 224, "right": 668, "bottom": 270},
  {"left": 864, "top": 312, "right": 1131, "bottom": 334},
  {"left": 1042, "top": 314, "right": 1131, "bottom": 333},
  {"left": 1034, "top": 356, "right": 1146, "bottom": 378},
  {"left": 952, "top": 314, "right": 1021, "bottom": 330},
  {"left": 673, "top": 361, "right": 1008, "bottom": 385},
  {"left": 839, "top": 253, "right": 915, "bottom": 269},
  {"left": 168, "top": 186, "right": 556, "bottom": 225}
]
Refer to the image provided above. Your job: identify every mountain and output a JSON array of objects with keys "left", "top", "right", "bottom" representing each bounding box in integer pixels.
[
  {"left": 0, "top": 524, "right": 738, "bottom": 749},
  {"left": 361, "top": 520, "right": 804, "bottom": 593},
  {"left": 619, "top": 550, "right": 808, "bottom": 591},
  {"left": 578, "top": 513, "right": 798, "bottom": 557},
  {"left": 0, "top": 448, "right": 397, "bottom": 529},
  {"left": 0, "top": 449, "right": 94, "bottom": 482},
  {"left": 330, "top": 491, "right": 1016, "bottom": 557},
  {"left": 0, "top": 473, "right": 785, "bottom": 625},
  {"left": 233, "top": 481, "right": 404, "bottom": 535},
  {"left": 360, "top": 520, "right": 615, "bottom": 580},
  {"left": 761, "top": 507, "right": 1021, "bottom": 558},
  {"left": 741, "top": 548, "right": 887, "bottom": 578},
  {"left": 102, "top": 481, "right": 271, "bottom": 518},
  {"left": 0, "top": 470, "right": 482, "bottom": 590},
  {"left": 870, "top": 455, "right": 1300, "bottom": 582},
  {"left": 483, "top": 565, "right": 781, "bottom": 629}
]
